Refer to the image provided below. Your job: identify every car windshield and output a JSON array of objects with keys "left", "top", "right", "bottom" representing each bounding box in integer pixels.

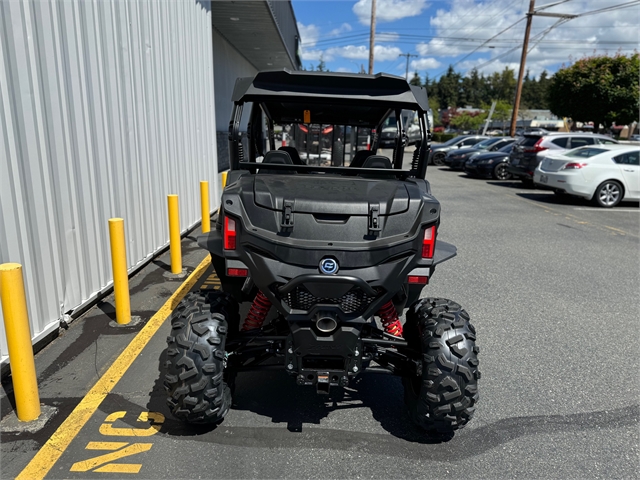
[
  {"left": 564, "top": 147, "right": 608, "bottom": 158},
  {"left": 474, "top": 138, "right": 500, "bottom": 150},
  {"left": 498, "top": 143, "right": 514, "bottom": 153},
  {"left": 440, "top": 136, "right": 465, "bottom": 147}
]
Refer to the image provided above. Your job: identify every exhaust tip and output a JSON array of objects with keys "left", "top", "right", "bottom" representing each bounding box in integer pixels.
[{"left": 316, "top": 314, "right": 338, "bottom": 333}]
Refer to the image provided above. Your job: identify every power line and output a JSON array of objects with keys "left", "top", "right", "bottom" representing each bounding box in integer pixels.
[{"left": 398, "top": 52, "right": 418, "bottom": 78}]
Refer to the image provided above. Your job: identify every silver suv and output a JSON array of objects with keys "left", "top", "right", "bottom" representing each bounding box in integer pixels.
[{"left": 507, "top": 132, "right": 618, "bottom": 183}]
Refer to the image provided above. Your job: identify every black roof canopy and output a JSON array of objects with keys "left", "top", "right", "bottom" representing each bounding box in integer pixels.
[{"left": 232, "top": 69, "right": 429, "bottom": 126}]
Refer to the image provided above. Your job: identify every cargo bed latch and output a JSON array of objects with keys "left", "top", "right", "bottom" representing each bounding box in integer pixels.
[
  {"left": 281, "top": 200, "right": 294, "bottom": 229},
  {"left": 368, "top": 203, "right": 381, "bottom": 235}
]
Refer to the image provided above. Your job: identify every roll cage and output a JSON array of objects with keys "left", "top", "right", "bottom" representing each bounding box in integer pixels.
[{"left": 228, "top": 69, "right": 432, "bottom": 179}]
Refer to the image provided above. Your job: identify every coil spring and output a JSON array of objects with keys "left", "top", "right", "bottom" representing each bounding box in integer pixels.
[
  {"left": 378, "top": 300, "right": 403, "bottom": 337},
  {"left": 411, "top": 140, "right": 421, "bottom": 171},
  {"left": 237, "top": 141, "right": 245, "bottom": 162},
  {"left": 242, "top": 290, "right": 271, "bottom": 331}
]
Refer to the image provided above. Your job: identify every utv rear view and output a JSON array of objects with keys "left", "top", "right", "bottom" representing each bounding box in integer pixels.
[{"left": 163, "top": 70, "right": 479, "bottom": 435}]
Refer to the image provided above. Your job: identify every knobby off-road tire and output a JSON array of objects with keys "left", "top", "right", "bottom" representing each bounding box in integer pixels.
[
  {"left": 164, "top": 291, "right": 239, "bottom": 424},
  {"left": 403, "top": 298, "right": 480, "bottom": 434}
]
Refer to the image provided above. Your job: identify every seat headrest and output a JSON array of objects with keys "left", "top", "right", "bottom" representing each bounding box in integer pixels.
[
  {"left": 278, "top": 146, "right": 305, "bottom": 165},
  {"left": 259, "top": 150, "right": 296, "bottom": 174},
  {"left": 262, "top": 150, "right": 293, "bottom": 165},
  {"left": 350, "top": 150, "right": 375, "bottom": 168},
  {"left": 361, "top": 155, "right": 392, "bottom": 169}
]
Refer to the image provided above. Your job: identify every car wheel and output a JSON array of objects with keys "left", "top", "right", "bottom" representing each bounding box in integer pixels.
[
  {"left": 402, "top": 298, "right": 480, "bottom": 434},
  {"left": 492, "top": 163, "right": 512, "bottom": 180},
  {"left": 164, "top": 291, "right": 238, "bottom": 424},
  {"left": 593, "top": 180, "right": 623, "bottom": 208},
  {"left": 432, "top": 152, "right": 446, "bottom": 166}
]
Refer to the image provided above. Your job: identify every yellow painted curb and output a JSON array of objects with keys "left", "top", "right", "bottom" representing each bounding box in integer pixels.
[{"left": 16, "top": 254, "right": 211, "bottom": 480}]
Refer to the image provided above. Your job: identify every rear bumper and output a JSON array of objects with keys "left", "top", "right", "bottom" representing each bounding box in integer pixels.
[
  {"left": 533, "top": 170, "right": 592, "bottom": 199},
  {"left": 507, "top": 165, "right": 534, "bottom": 180}
]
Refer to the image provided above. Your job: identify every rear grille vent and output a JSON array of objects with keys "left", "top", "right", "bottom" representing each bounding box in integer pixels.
[{"left": 284, "top": 285, "right": 377, "bottom": 314}]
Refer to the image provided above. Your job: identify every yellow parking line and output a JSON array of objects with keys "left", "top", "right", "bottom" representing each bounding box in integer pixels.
[{"left": 17, "top": 255, "right": 211, "bottom": 480}]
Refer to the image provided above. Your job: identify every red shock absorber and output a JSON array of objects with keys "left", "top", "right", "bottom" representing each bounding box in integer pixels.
[
  {"left": 377, "top": 300, "right": 403, "bottom": 337},
  {"left": 242, "top": 290, "right": 272, "bottom": 331}
]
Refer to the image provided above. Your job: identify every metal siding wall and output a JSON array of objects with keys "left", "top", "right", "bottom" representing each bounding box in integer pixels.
[{"left": 0, "top": 0, "right": 218, "bottom": 363}]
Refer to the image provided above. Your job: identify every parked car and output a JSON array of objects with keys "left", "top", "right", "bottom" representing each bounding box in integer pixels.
[
  {"left": 507, "top": 132, "right": 618, "bottom": 183},
  {"left": 533, "top": 145, "right": 640, "bottom": 207},
  {"left": 429, "top": 135, "right": 489, "bottom": 165},
  {"left": 379, "top": 110, "right": 421, "bottom": 147},
  {"left": 464, "top": 143, "right": 515, "bottom": 179},
  {"left": 444, "top": 137, "right": 515, "bottom": 170}
]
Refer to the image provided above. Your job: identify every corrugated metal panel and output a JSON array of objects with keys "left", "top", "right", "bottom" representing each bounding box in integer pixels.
[{"left": 0, "top": 0, "right": 219, "bottom": 364}]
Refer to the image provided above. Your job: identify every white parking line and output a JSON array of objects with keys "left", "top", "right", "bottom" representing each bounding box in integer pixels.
[{"left": 573, "top": 208, "right": 639, "bottom": 212}]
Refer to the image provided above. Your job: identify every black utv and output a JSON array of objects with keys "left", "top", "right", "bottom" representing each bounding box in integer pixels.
[{"left": 164, "top": 70, "right": 480, "bottom": 435}]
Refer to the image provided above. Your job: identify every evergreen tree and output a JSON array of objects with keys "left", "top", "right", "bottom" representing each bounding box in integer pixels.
[
  {"left": 437, "top": 66, "right": 462, "bottom": 108},
  {"left": 410, "top": 71, "right": 422, "bottom": 86}
]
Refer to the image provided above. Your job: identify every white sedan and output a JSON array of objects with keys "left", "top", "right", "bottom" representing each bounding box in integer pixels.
[{"left": 533, "top": 145, "right": 640, "bottom": 208}]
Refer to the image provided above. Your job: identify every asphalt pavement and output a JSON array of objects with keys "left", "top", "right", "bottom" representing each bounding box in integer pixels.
[{"left": 1, "top": 158, "right": 639, "bottom": 479}]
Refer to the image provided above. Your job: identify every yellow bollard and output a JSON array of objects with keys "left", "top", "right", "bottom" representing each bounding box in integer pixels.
[
  {"left": 0, "top": 263, "right": 41, "bottom": 421},
  {"left": 167, "top": 195, "right": 182, "bottom": 274},
  {"left": 108, "top": 218, "right": 131, "bottom": 325},
  {"left": 200, "top": 181, "right": 210, "bottom": 233},
  {"left": 218, "top": 171, "right": 228, "bottom": 216}
]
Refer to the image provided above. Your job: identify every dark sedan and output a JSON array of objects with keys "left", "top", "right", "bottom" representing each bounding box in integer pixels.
[
  {"left": 428, "top": 135, "right": 489, "bottom": 165},
  {"left": 464, "top": 143, "right": 515, "bottom": 179},
  {"left": 444, "top": 137, "right": 515, "bottom": 170}
]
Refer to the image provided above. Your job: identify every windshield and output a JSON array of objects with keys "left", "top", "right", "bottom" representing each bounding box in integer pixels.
[
  {"left": 564, "top": 147, "right": 608, "bottom": 158},
  {"left": 441, "top": 136, "right": 464, "bottom": 147},
  {"left": 474, "top": 138, "right": 500, "bottom": 150}
]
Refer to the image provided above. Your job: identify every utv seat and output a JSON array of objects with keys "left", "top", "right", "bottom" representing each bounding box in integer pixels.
[
  {"left": 278, "top": 146, "right": 306, "bottom": 165},
  {"left": 359, "top": 155, "right": 395, "bottom": 179},
  {"left": 259, "top": 150, "right": 296, "bottom": 174},
  {"left": 349, "top": 150, "right": 375, "bottom": 168}
]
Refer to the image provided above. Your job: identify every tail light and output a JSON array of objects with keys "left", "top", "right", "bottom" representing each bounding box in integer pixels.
[
  {"left": 561, "top": 162, "right": 587, "bottom": 170},
  {"left": 224, "top": 216, "right": 237, "bottom": 250},
  {"left": 524, "top": 138, "right": 547, "bottom": 153},
  {"left": 299, "top": 125, "right": 309, "bottom": 133},
  {"left": 532, "top": 138, "right": 548, "bottom": 153},
  {"left": 408, "top": 275, "right": 429, "bottom": 284},
  {"left": 322, "top": 126, "right": 333, "bottom": 134},
  {"left": 227, "top": 268, "right": 248, "bottom": 277},
  {"left": 422, "top": 225, "right": 437, "bottom": 259}
]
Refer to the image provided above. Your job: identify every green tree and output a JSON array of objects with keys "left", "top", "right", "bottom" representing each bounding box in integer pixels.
[
  {"left": 460, "top": 68, "right": 485, "bottom": 107},
  {"left": 547, "top": 54, "right": 639, "bottom": 132},
  {"left": 437, "top": 66, "right": 462, "bottom": 108},
  {"left": 409, "top": 71, "right": 422, "bottom": 86},
  {"left": 450, "top": 111, "right": 487, "bottom": 131},
  {"left": 316, "top": 55, "right": 328, "bottom": 72}
]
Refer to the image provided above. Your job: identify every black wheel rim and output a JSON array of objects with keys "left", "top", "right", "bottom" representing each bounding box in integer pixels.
[{"left": 494, "top": 164, "right": 509, "bottom": 179}]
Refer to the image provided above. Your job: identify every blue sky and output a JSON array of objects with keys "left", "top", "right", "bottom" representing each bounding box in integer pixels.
[{"left": 292, "top": 0, "right": 640, "bottom": 80}]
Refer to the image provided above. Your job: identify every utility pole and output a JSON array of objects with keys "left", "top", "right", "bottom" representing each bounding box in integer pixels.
[
  {"left": 510, "top": 2, "right": 577, "bottom": 136},
  {"left": 509, "top": 0, "right": 535, "bottom": 137},
  {"left": 399, "top": 52, "right": 418, "bottom": 79},
  {"left": 368, "top": 0, "right": 376, "bottom": 74}
]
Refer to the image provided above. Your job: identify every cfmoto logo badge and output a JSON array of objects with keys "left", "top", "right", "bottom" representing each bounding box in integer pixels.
[{"left": 319, "top": 257, "right": 339, "bottom": 275}]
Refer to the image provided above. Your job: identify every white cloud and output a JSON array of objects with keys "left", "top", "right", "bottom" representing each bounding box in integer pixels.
[
  {"left": 325, "top": 44, "right": 404, "bottom": 61},
  {"left": 425, "top": 0, "right": 640, "bottom": 77},
  {"left": 297, "top": 22, "right": 320, "bottom": 47},
  {"left": 329, "top": 23, "right": 353, "bottom": 36},
  {"left": 326, "top": 45, "right": 369, "bottom": 60},
  {"left": 353, "top": 0, "right": 430, "bottom": 25},
  {"left": 411, "top": 57, "right": 442, "bottom": 70},
  {"left": 301, "top": 49, "right": 329, "bottom": 61},
  {"left": 375, "top": 45, "right": 404, "bottom": 61}
]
